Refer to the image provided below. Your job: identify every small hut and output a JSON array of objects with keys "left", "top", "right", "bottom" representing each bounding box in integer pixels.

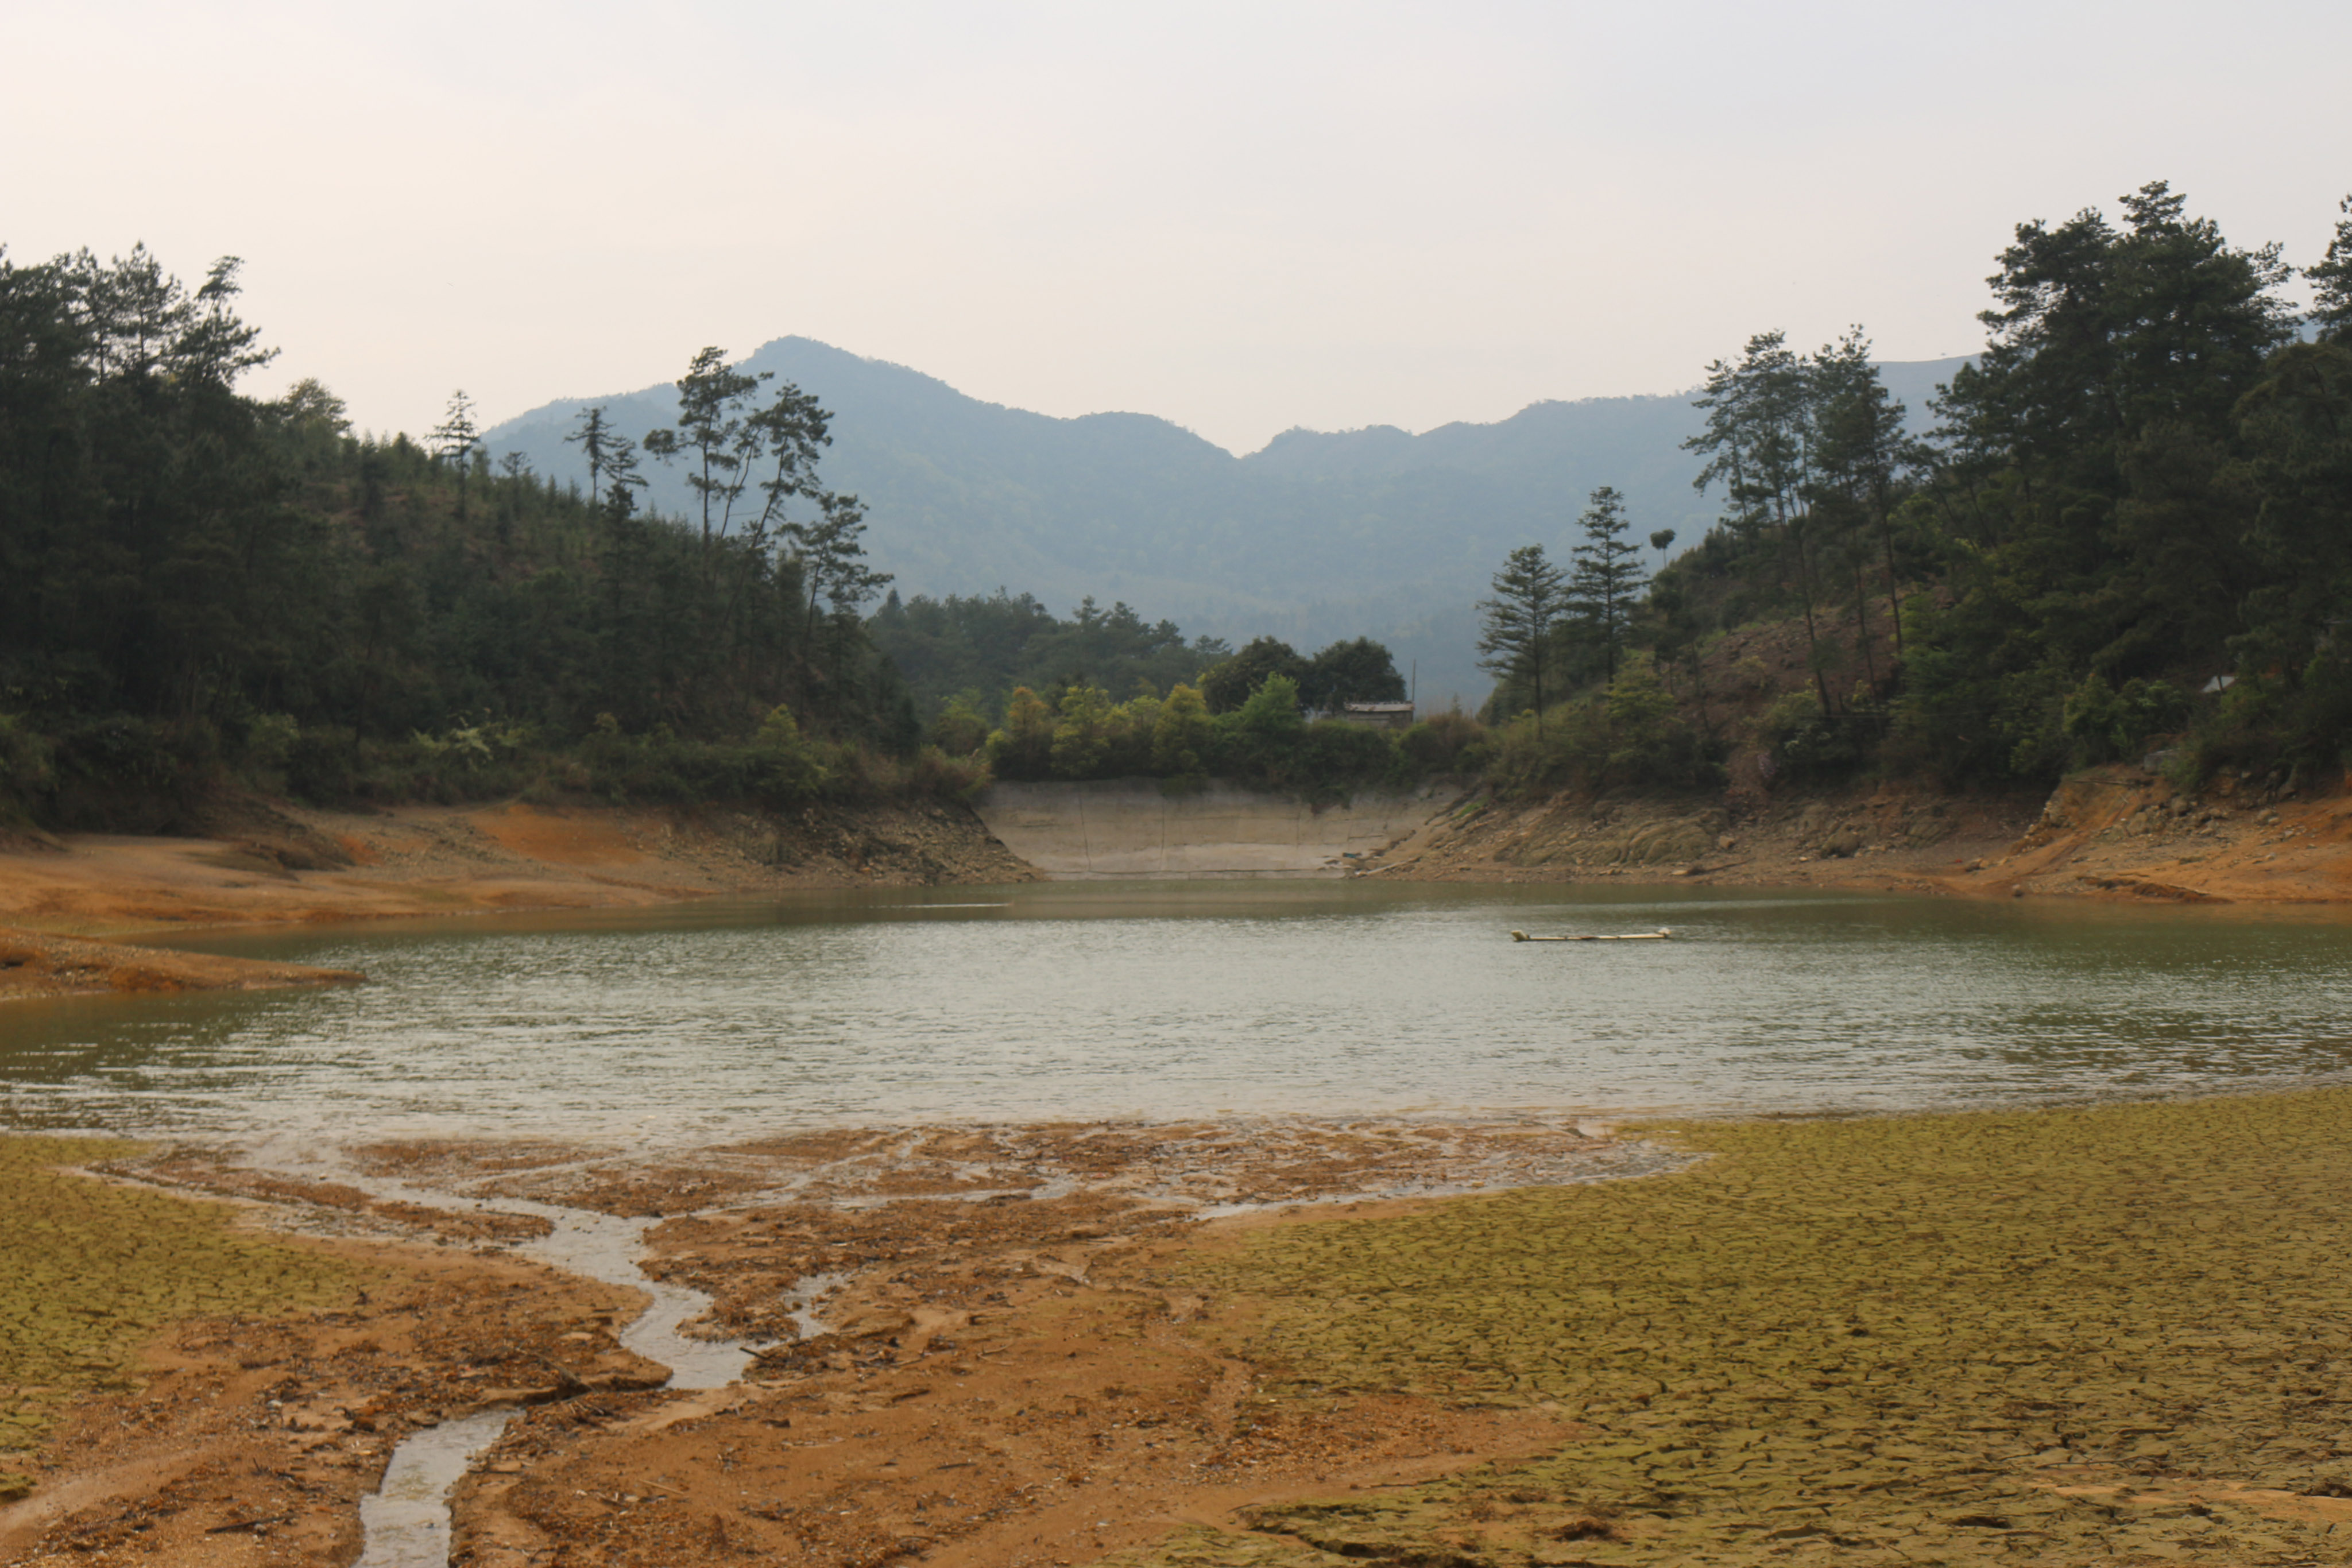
[{"left": 1339, "top": 701, "right": 1415, "bottom": 731}]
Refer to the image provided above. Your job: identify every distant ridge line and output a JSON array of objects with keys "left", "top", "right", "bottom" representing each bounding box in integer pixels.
[{"left": 482, "top": 338, "right": 1973, "bottom": 706}]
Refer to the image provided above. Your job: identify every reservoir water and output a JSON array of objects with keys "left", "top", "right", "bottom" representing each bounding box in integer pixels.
[{"left": 4, "top": 881, "right": 2351, "bottom": 1144}]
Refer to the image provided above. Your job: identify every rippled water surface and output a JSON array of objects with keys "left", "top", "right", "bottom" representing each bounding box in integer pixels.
[{"left": 5, "top": 882, "right": 2351, "bottom": 1141}]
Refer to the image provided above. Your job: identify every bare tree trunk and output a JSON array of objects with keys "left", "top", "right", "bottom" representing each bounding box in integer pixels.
[
  {"left": 1874, "top": 477, "right": 1904, "bottom": 659},
  {"left": 1853, "top": 559, "right": 1877, "bottom": 691},
  {"left": 1789, "top": 519, "right": 1834, "bottom": 714}
]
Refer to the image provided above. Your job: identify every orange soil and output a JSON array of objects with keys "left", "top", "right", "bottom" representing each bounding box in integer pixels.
[
  {"left": 1, "top": 1118, "right": 1645, "bottom": 1568},
  {"left": 1357, "top": 766, "right": 2352, "bottom": 908},
  {"left": 0, "top": 796, "right": 1034, "bottom": 1001},
  {"left": 0, "top": 1219, "right": 661, "bottom": 1567},
  {"left": 0, "top": 927, "right": 363, "bottom": 1003}
]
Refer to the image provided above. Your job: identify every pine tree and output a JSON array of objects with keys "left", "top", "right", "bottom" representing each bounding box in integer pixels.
[
  {"left": 1568, "top": 486, "right": 1645, "bottom": 685},
  {"left": 644, "top": 347, "right": 769, "bottom": 552},
  {"left": 746, "top": 380, "right": 835, "bottom": 545},
  {"left": 599, "top": 436, "right": 646, "bottom": 518},
  {"left": 563, "top": 406, "right": 617, "bottom": 511},
  {"left": 2312, "top": 195, "right": 2352, "bottom": 344},
  {"left": 431, "top": 390, "right": 481, "bottom": 522},
  {"left": 1809, "top": 330, "right": 1919, "bottom": 659},
  {"left": 1686, "top": 332, "right": 1835, "bottom": 708},
  {"left": 1477, "top": 544, "right": 1568, "bottom": 733}
]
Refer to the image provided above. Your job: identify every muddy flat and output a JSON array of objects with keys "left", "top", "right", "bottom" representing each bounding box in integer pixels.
[{"left": 10, "top": 1092, "right": 2352, "bottom": 1566}]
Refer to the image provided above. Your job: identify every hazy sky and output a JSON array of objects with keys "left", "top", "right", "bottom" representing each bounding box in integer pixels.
[{"left": 7, "top": 1, "right": 2346, "bottom": 453}]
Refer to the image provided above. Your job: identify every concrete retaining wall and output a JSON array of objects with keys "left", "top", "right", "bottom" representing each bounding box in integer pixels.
[{"left": 971, "top": 780, "right": 1445, "bottom": 878}]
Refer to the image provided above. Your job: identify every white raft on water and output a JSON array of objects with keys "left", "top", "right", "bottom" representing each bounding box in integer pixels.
[{"left": 1510, "top": 928, "right": 1673, "bottom": 942}]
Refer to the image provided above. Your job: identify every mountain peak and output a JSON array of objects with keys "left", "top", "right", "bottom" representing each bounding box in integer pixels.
[{"left": 482, "top": 347, "right": 1972, "bottom": 706}]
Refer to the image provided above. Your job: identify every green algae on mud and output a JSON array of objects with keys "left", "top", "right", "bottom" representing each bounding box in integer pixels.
[
  {"left": 1159, "top": 1090, "right": 2352, "bottom": 1565},
  {"left": 0, "top": 1135, "right": 351, "bottom": 1498}
]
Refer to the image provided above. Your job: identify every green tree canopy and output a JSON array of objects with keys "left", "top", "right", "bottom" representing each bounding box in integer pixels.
[
  {"left": 1151, "top": 683, "right": 1214, "bottom": 775},
  {"left": 2311, "top": 195, "right": 2352, "bottom": 345},
  {"left": 1301, "top": 637, "right": 1407, "bottom": 710},
  {"left": 868, "top": 591, "right": 1228, "bottom": 719},
  {"left": 1201, "top": 636, "right": 1308, "bottom": 714},
  {"left": 0, "top": 243, "right": 924, "bottom": 817}
]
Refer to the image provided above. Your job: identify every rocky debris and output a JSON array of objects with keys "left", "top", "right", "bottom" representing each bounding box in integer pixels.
[
  {"left": 1990, "top": 764, "right": 2351, "bottom": 903},
  {"left": 1352, "top": 760, "right": 2349, "bottom": 907},
  {"left": 1359, "top": 784, "right": 2029, "bottom": 890},
  {"left": 186, "top": 793, "right": 358, "bottom": 873},
  {"left": 715, "top": 799, "right": 1039, "bottom": 886},
  {"left": 315, "top": 795, "right": 1038, "bottom": 893}
]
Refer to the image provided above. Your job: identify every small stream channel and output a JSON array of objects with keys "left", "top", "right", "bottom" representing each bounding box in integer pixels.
[
  {"left": 331, "top": 1171, "right": 831, "bottom": 1568},
  {"left": 281, "top": 1124, "right": 1664, "bottom": 1567}
]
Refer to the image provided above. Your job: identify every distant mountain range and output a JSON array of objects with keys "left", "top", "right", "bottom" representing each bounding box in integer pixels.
[{"left": 482, "top": 339, "right": 1970, "bottom": 708}]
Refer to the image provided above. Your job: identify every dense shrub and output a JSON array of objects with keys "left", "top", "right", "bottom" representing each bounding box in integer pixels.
[
  {"left": 0, "top": 714, "right": 56, "bottom": 825},
  {"left": 985, "top": 688, "right": 1055, "bottom": 781},
  {"left": 1396, "top": 710, "right": 1490, "bottom": 776},
  {"left": 929, "top": 694, "right": 991, "bottom": 757},
  {"left": 40, "top": 715, "right": 218, "bottom": 828},
  {"left": 1485, "top": 657, "right": 1719, "bottom": 798},
  {"left": 2061, "top": 674, "right": 2190, "bottom": 765},
  {"left": 972, "top": 670, "right": 1460, "bottom": 803},
  {"left": 2174, "top": 669, "right": 2352, "bottom": 791}
]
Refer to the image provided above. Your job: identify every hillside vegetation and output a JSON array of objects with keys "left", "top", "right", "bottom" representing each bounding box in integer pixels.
[
  {"left": 6, "top": 182, "right": 2346, "bottom": 840},
  {"left": 1473, "top": 183, "right": 2352, "bottom": 804},
  {"left": 0, "top": 247, "right": 1444, "bottom": 831},
  {"left": 0, "top": 247, "right": 952, "bottom": 828}
]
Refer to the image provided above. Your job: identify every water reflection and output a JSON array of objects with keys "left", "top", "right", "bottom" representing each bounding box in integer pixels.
[{"left": 3, "top": 882, "right": 2350, "bottom": 1141}]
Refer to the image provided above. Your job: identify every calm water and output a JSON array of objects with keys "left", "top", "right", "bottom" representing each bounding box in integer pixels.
[{"left": 5, "top": 882, "right": 2351, "bottom": 1145}]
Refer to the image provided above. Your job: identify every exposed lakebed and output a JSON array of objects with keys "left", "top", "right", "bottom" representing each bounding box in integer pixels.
[
  {"left": 5, "top": 881, "right": 2351, "bottom": 1142},
  {"left": 10, "top": 882, "right": 2352, "bottom": 1567}
]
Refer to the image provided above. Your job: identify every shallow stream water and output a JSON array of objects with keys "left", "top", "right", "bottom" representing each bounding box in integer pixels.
[
  {"left": 353, "top": 1408, "right": 512, "bottom": 1568},
  {"left": 7, "top": 881, "right": 2352, "bottom": 1143},
  {"left": 316, "top": 1164, "right": 795, "bottom": 1567}
]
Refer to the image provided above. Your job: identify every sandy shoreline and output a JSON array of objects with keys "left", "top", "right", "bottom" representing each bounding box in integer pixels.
[
  {"left": 0, "top": 926, "right": 365, "bottom": 1002},
  {"left": 1349, "top": 764, "right": 2352, "bottom": 906},
  {"left": 0, "top": 797, "right": 1035, "bottom": 1004},
  {"left": 3, "top": 771, "right": 2346, "bottom": 1005}
]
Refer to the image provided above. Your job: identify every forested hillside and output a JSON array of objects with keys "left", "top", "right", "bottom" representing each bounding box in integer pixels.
[
  {"left": 0, "top": 247, "right": 936, "bottom": 828},
  {"left": 1472, "top": 184, "right": 2352, "bottom": 800},
  {"left": 7, "top": 180, "right": 2343, "bottom": 838},
  {"left": 0, "top": 245, "right": 1461, "bottom": 829}
]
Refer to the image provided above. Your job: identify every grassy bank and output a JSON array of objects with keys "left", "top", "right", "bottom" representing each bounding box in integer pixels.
[
  {"left": 0, "top": 1137, "right": 352, "bottom": 1499},
  {"left": 1156, "top": 1089, "right": 2352, "bottom": 1564}
]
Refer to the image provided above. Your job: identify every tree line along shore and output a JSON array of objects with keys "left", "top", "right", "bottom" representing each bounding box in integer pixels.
[{"left": 4, "top": 182, "right": 2350, "bottom": 844}]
